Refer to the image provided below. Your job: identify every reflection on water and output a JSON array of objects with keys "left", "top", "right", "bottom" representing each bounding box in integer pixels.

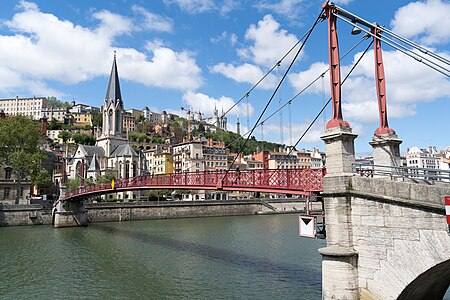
[{"left": 0, "top": 214, "right": 324, "bottom": 299}]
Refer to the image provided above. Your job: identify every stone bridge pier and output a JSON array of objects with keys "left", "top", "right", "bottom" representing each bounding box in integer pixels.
[
  {"left": 52, "top": 186, "right": 88, "bottom": 228},
  {"left": 320, "top": 126, "right": 450, "bottom": 299}
]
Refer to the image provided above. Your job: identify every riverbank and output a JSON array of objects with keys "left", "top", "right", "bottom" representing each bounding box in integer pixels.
[{"left": 0, "top": 199, "right": 323, "bottom": 227}]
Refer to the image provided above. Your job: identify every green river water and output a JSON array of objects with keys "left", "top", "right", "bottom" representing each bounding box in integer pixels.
[{"left": 0, "top": 214, "right": 325, "bottom": 299}]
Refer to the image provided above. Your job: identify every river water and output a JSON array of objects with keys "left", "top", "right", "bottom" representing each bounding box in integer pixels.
[{"left": 0, "top": 214, "right": 325, "bottom": 299}]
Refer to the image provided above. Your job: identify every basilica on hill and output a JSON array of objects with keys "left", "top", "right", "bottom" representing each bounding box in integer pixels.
[{"left": 67, "top": 55, "right": 145, "bottom": 192}]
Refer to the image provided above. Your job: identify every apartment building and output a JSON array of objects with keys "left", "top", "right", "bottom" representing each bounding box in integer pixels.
[
  {"left": 143, "top": 144, "right": 173, "bottom": 175},
  {"left": 0, "top": 96, "right": 48, "bottom": 120},
  {"left": 202, "top": 138, "right": 228, "bottom": 172},
  {"left": 173, "top": 140, "right": 204, "bottom": 173}
]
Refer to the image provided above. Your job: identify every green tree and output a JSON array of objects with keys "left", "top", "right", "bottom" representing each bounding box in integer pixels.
[
  {"left": 47, "top": 97, "right": 66, "bottom": 107},
  {"left": 58, "top": 130, "right": 72, "bottom": 143},
  {"left": 72, "top": 133, "right": 95, "bottom": 145},
  {"left": 66, "top": 177, "right": 81, "bottom": 192},
  {"left": 32, "top": 168, "right": 53, "bottom": 190},
  {"left": 91, "top": 110, "right": 102, "bottom": 128},
  {"left": 0, "top": 115, "right": 44, "bottom": 203}
]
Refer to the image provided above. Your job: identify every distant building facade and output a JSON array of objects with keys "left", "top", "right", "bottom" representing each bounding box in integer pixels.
[{"left": 0, "top": 96, "right": 48, "bottom": 120}]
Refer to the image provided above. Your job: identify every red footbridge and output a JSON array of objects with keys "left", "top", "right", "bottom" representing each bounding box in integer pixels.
[{"left": 65, "top": 168, "right": 326, "bottom": 201}]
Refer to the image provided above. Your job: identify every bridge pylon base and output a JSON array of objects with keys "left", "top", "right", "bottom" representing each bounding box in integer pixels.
[{"left": 52, "top": 186, "right": 89, "bottom": 228}]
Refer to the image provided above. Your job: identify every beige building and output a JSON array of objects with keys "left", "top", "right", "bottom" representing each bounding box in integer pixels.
[
  {"left": 144, "top": 144, "right": 173, "bottom": 175},
  {"left": 72, "top": 112, "right": 92, "bottom": 127},
  {"left": 0, "top": 96, "right": 48, "bottom": 120},
  {"left": 42, "top": 106, "right": 69, "bottom": 123},
  {"left": 173, "top": 140, "right": 204, "bottom": 173},
  {"left": 123, "top": 112, "right": 136, "bottom": 134},
  {"left": 0, "top": 164, "right": 32, "bottom": 204}
]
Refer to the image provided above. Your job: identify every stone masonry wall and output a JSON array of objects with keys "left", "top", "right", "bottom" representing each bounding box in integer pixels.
[{"left": 349, "top": 177, "right": 450, "bottom": 299}]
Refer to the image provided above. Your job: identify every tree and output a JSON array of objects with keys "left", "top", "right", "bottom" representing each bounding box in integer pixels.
[
  {"left": 58, "top": 130, "right": 72, "bottom": 143},
  {"left": 32, "top": 168, "right": 53, "bottom": 190},
  {"left": 91, "top": 109, "right": 102, "bottom": 128},
  {"left": 47, "top": 97, "right": 66, "bottom": 107},
  {"left": 0, "top": 115, "right": 44, "bottom": 203},
  {"left": 72, "top": 133, "right": 95, "bottom": 145}
]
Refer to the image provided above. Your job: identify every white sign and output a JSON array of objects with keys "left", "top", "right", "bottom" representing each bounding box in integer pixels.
[{"left": 299, "top": 216, "right": 315, "bottom": 238}]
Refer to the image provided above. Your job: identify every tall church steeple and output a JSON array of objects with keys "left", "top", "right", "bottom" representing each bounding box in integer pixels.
[
  {"left": 97, "top": 53, "right": 127, "bottom": 156},
  {"left": 101, "top": 52, "right": 124, "bottom": 138},
  {"left": 105, "top": 52, "right": 123, "bottom": 109}
]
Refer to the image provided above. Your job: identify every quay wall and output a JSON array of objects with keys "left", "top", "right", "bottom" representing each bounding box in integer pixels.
[{"left": 0, "top": 199, "right": 322, "bottom": 226}]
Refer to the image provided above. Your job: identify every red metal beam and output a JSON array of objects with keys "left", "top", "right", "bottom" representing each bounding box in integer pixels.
[
  {"left": 323, "top": 1, "right": 350, "bottom": 129},
  {"left": 372, "top": 28, "right": 395, "bottom": 136}
]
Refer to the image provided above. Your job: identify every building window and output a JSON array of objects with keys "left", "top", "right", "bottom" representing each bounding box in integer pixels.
[
  {"left": 5, "top": 168, "right": 12, "bottom": 179},
  {"left": 4, "top": 187, "right": 10, "bottom": 198}
]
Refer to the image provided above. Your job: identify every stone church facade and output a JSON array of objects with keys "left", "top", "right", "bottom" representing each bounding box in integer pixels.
[{"left": 67, "top": 55, "right": 145, "bottom": 198}]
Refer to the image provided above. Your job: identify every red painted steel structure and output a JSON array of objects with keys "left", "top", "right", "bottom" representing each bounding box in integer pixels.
[
  {"left": 372, "top": 27, "right": 396, "bottom": 136},
  {"left": 65, "top": 168, "right": 326, "bottom": 201},
  {"left": 323, "top": 1, "right": 350, "bottom": 129}
]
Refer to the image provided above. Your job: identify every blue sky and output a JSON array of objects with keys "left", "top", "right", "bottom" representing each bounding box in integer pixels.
[{"left": 0, "top": 0, "right": 449, "bottom": 156}]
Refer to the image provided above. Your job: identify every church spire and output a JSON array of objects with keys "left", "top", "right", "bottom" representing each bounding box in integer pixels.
[{"left": 105, "top": 52, "right": 123, "bottom": 109}]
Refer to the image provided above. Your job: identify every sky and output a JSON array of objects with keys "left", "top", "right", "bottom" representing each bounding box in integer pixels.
[{"left": 0, "top": 0, "right": 449, "bottom": 156}]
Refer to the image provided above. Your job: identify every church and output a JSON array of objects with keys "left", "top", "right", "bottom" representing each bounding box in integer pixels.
[{"left": 67, "top": 54, "right": 146, "bottom": 195}]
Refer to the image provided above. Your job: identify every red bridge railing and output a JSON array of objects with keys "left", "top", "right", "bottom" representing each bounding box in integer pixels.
[{"left": 65, "top": 168, "right": 326, "bottom": 200}]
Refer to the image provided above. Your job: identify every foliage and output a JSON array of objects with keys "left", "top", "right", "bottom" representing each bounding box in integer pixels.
[
  {"left": 47, "top": 118, "right": 61, "bottom": 130},
  {"left": 66, "top": 178, "right": 81, "bottom": 192},
  {"left": 58, "top": 130, "right": 72, "bottom": 143},
  {"left": 32, "top": 168, "right": 53, "bottom": 189},
  {"left": 91, "top": 110, "right": 102, "bottom": 128},
  {"left": 0, "top": 116, "right": 45, "bottom": 200},
  {"left": 47, "top": 97, "right": 67, "bottom": 108},
  {"left": 96, "top": 174, "right": 116, "bottom": 184},
  {"left": 72, "top": 133, "right": 96, "bottom": 145},
  {"left": 146, "top": 189, "right": 171, "bottom": 200},
  {"left": 204, "top": 129, "right": 281, "bottom": 155},
  {"left": 61, "top": 124, "right": 77, "bottom": 131}
]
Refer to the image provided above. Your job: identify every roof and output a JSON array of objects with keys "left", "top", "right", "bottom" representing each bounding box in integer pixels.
[
  {"left": 87, "top": 153, "right": 100, "bottom": 172},
  {"left": 78, "top": 144, "right": 105, "bottom": 158},
  {"left": 111, "top": 144, "right": 138, "bottom": 157},
  {"left": 105, "top": 54, "right": 123, "bottom": 109}
]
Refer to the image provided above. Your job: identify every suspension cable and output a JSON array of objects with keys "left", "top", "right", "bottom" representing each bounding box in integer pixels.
[
  {"left": 222, "top": 16, "right": 326, "bottom": 118},
  {"left": 283, "top": 39, "right": 374, "bottom": 164},
  {"left": 334, "top": 4, "right": 450, "bottom": 67},
  {"left": 222, "top": 8, "right": 325, "bottom": 181},
  {"left": 224, "top": 34, "right": 369, "bottom": 150},
  {"left": 335, "top": 14, "right": 450, "bottom": 77}
]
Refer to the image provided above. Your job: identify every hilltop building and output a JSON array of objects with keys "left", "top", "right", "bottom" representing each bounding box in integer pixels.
[{"left": 0, "top": 96, "right": 48, "bottom": 120}]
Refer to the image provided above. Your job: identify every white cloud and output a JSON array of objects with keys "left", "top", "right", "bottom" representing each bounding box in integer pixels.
[
  {"left": 255, "top": 0, "right": 304, "bottom": 23},
  {"left": 131, "top": 5, "right": 174, "bottom": 33},
  {"left": 391, "top": 0, "right": 450, "bottom": 46},
  {"left": 0, "top": 2, "right": 203, "bottom": 96},
  {"left": 144, "top": 39, "right": 165, "bottom": 52},
  {"left": 163, "top": 0, "right": 239, "bottom": 15},
  {"left": 163, "top": 0, "right": 214, "bottom": 14},
  {"left": 332, "top": 0, "right": 354, "bottom": 5},
  {"left": 17, "top": 0, "right": 38, "bottom": 11},
  {"left": 263, "top": 120, "right": 324, "bottom": 145},
  {"left": 118, "top": 47, "right": 202, "bottom": 90},
  {"left": 92, "top": 10, "right": 134, "bottom": 37},
  {"left": 211, "top": 63, "right": 278, "bottom": 89},
  {"left": 210, "top": 31, "right": 238, "bottom": 46},
  {"left": 182, "top": 91, "right": 254, "bottom": 118},
  {"left": 219, "top": 0, "right": 241, "bottom": 15},
  {"left": 238, "top": 15, "right": 300, "bottom": 68},
  {"left": 288, "top": 62, "right": 329, "bottom": 95},
  {"left": 212, "top": 15, "right": 300, "bottom": 90}
]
